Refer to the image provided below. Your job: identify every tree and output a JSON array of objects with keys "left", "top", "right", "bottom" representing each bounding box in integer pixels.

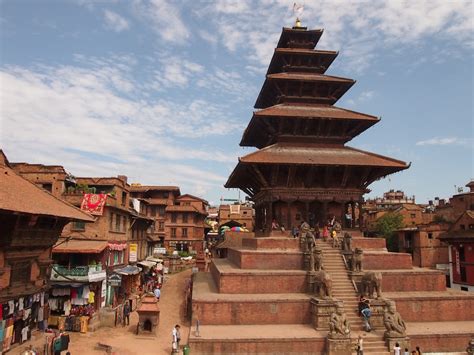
[{"left": 375, "top": 213, "right": 403, "bottom": 251}]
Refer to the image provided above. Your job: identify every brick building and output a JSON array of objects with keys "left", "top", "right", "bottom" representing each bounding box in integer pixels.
[
  {"left": 440, "top": 181, "right": 474, "bottom": 292},
  {"left": 0, "top": 151, "right": 93, "bottom": 351},
  {"left": 166, "top": 194, "right": 208, "bottom": 253},
  {"left": 129, "top": 185, "right": 181, "bottom": 255},
  {"left": 218, "top": 204, "right": 254, "bottom": 231}
]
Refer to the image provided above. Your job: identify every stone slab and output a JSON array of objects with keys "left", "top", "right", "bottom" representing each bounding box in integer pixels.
[
  {"left": 242, "top": 237, "right": 300, "bottom": 250},
  {"left": 351, "top": 237, "right": 387, "bottom": 251}
]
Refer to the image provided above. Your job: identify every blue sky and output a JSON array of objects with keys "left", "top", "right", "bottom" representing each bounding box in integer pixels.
[{"left": 1, "top": 0, "right": 472, "bottom": 206}]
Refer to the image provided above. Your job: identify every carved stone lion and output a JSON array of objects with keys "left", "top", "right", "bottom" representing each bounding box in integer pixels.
[
  {"left": 309, "top": 246, "right": 323, "bottom": 272},
  {"left": 342, "top": 233, "right": 352, "bottom": 252},
  {"left": 351, "top": 248, "right": 363, "bottom": 272},
  {"left": 361, "top": 271, "right": 382, "bottom": 299}
]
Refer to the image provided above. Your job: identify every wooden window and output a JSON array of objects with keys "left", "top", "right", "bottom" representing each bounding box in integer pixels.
[
  {"left": 158, "top": 222, "right": 164, "bottom": 231},
  {"left": 171, "top": 214, "right": 177, "bottom": 223},
  {"left": 182, "top": 228, "right": 188, "bottom": 237},
  {"left": 10, "top": 261, "right": 31, "bottom": 285},
  {"left": 182, "top": 213, "right": 188, "bottom": 223},
  {"left": 123, "top": 217, "right": 127, "bottom": 232},
  {"left": 428, "top": 233, "right": 433, "bottom": 239},
  {"left": 158, "top": 206, "right": 165, "bottom": 216},
  {"left": 109, "top": 213, "right": 114, "bottom": 231},
  {"left": 121, "top": 192, "right": 127, "bottom": 206},
  {"left": 151, "top": 207, "right": 156, "bottom": 217},
  {"left": 72, "top": 221, "right": 85, "bottom": 231},
  {"left": 171, "top": 228, "right": 177, "bottom": 237},
  {"left": 116, "top": 215, "right": 121, "bottom": 231}
]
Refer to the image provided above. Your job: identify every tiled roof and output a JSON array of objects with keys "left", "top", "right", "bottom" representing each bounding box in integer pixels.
[
  {"left": 267, "top": 72, "right": 354, "bottom": 83},
  {"left": 238, "top": 143, "right": 408, "bottom": 167},
  {"left": 0, "top": 155, "right": 94, "bottom": 221},
  {"left": 140, "top": 198, "right": 170, "bottom": 205},
  {"left": 177, "top": 194, "right": 209, "bottom": 205},
  {"left": 129, "top": 185, "right": 180, "bottom": 193},
  {"left": 253, "top": 104, "right": 378, "bottom": 121},
  {"left": 53, "top": 239, "right": 108, "bottom": 254},
  {"left": 165, "top": 205, "right": 206, "bottom": 214}
]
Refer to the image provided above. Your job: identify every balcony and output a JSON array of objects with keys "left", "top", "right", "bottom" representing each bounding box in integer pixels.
[{"left": 51, "top": 264, "right": 106, "bottom": 283}]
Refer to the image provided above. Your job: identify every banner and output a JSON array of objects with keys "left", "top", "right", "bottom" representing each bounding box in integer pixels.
[
  {"left": 80, "top": 193, "right": 107, "bottom": 216},
  {"left": 129, "top": 243, "right": 137, "bottom": 262}
]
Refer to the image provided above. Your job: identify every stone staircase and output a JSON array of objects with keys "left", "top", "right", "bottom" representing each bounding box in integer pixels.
[{"left": 315, "top": 238, "right": 389, "bottom": 354}]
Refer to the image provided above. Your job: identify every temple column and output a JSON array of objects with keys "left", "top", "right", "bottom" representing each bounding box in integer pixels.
[
  {"left": 358, "top": 200, "right": 363, "bottom": 228},
  {"left": 287, "top": 201, "right": 292, "bottom": 230},
  {"left": 267, "top": 200, "right": 273, "bottom": 231},
  {"left": 351, "top": 202, "right": 356, "bottom": 229}
]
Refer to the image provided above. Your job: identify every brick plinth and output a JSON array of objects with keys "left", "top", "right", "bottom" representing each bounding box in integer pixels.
[
  {"left": 381, "top": 270, "right": 446, "bottom": 292},
  {"left": 363, "top": 252, "right": 412, "bottom": 270},
  {"left": 189, "top": 338, "right": 326, "bottom": 354},
  {"left": 351, "top": 237, "right": 387, "bottom": 250},
  {"left": 409, "top": 333, "right": 471, "bottom": 353},
  {"left": 386, "top": 292, "right": 474, "bottom": 322},
  {"left": 242, "top": 237, "right": 300, "bottom": 250},
  {"left": 193, "top": 298, "right": 311, "bottom": 325},
  {"left": 227, "top": 248, "right": 303, "bottom": 270}
]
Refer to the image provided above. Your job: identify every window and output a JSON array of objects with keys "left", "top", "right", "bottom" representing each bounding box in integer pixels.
[
  {"left": 121, "top": 192, "right": 127, "bottom": 206},
  {"left": 410, "top": 213, "right": 416, "bottom": 218},
  {"left": 151, "top": 207, "right": 156, "bottom": 217},
  {"left": 159, "top": 222, "right": 164, "bottom": 231},
  {"left": 460, "top": 224, "right": 466, "bottom": 230},
  {"left": 109, "top": 213, "right": 114, "bottom": 230},
  {"left": 295, "top": 213, "right": 301, "bottom": 221},
  {"left": 163, "top": 192, "right": 169, "bottom": 198},
  {"left": 72, "top": 221, "right": 86, "bottom": 231},
  {"left": 183, "top": 202, "right": 191, "bottom": 206},
  {"left": 116, "top": 215, "right": 121, "bottom": 231},
  {"left": 158, "top": 206, "right": 165, "bottom": 216},
  {"left": 171, "top": 214, "right": 177, "bottom": 223},
  {"left": 123, "top": 217, "right": 127, "bottom": 232},
  {"left": 41, "top": 183, "right": 52, "bottom": 192},
  {"left": 428, "top": 233, "right": 433, "bottom": 239},
  {"left": 182, "top": 228, "right": 188, "bottom": 237},
  {"left": 243, "top": 211, "right": 248, "bottom": 215},
  {"left": 10, "top": 261, "right": 31, "bottom": 285},
  {"left": 182, "top": 213, "right": 188, "bottom": 223},
  {"left": 469, "top": 224, "right": 474, "bottom": 230},
  {"left": 171, "top": 228, "right": 177, "bottom": 237}
]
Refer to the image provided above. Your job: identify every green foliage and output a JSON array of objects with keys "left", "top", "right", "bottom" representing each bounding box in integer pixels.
[
  {"left": 375, "top": 213, "right": 404, "bottom": 251},
  {"left": 433, "top": 214, "right": 448, "bottom": 223},
  {"left": 178, "top": 251, "right": 190, "bottom": 258}
]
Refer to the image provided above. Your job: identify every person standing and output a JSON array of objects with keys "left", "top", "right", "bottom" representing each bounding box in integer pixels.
[
  {"left": 359, "top": 296, "right": 371, "bottom": 332},
  {"left": 415, "top": 346, "right": 422, "bottom": 355},
  {"left": 172, "top": 324, "right": 181, "bottom": 353},
  {"left": 356, "top": 335, "right": 363, "bottom": 355},
  {"left": 154, "top": 286, "right": 161, "bottom": 300},
  {"left": 404, "top": 348, "right": 409, "bottom": 355},
  {"left": 393, "top": 342, "right": 401, "bottom": 355},
  {"left": 123, "top": 301, "right": 130, "bottom": 326}
]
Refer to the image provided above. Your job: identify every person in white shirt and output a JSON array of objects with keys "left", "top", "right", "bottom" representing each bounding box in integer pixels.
[
  {"left": 393, "top": 342, "right": 401, "bottom": 355},
  {"left": 154, "top": 286, "right": 161, "bottom": 299},
  {"left": 172, "top": 324, "right": 181, "bottom": 353}
]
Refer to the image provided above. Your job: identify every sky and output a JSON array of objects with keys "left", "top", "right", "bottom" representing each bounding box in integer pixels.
[{"left": 0, "top": 0, "right": 473, "bottom": 206}]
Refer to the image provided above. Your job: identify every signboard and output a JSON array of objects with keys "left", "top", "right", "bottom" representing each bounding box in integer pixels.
[
  {"left": 222, "top": 199, "right": 239, "bottom": 202},
  {"left": 153, "top": 247, "right": 167, "bottom": 255},
  {"left": 455, "top": 248, "right": 461, "bottom": 275},
  {"left": 129, "top": 243, "right": 138, "bottom": 262},
  {"left": 108, "top": 274, "right": 122, "bottom": 287},
  {"left": 101, "top": 280, "right": 106, "bottom": 307}
]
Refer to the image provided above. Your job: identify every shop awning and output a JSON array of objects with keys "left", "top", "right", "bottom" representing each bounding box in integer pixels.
[
  {"left": 114, "top": 265, "right": 142, "bottom": 275},
  {"left": 145, "top": 256, "right": 164, "bottom": 263},
  {"left": 53, "top": 240, "right": 108, "bottom": 254},
  {"left": 137, "top": 260, "right": 156, "bottom": 268}
]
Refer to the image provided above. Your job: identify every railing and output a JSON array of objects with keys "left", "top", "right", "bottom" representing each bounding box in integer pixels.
[{"left": 51, "top": 264, "right": 105, "bottom": 281}]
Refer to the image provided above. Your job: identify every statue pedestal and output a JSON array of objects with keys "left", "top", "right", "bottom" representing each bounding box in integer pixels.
[
  {"left": 310, "top": 297, "right": 338, "bottom": 330},
  {"left": 326, "top": 337, "right": 352, "bottom": 355},
  {"left": 369, "top": 298, "right": 387, "bottom": 330},
  {"left": 385, "top": 336, "right": 410, "bottom": 352},
  {"left": 304, "top": 251, "right": 311, "bottom": 271}
]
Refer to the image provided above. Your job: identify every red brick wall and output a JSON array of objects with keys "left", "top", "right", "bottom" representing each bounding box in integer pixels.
[
  {"left": 189, "top": 338, "right": 326, "bottom": 355},
  {"left": 193, "top": 300, "right": 311, "bottom": 325},
  {"left": 364, "top": 252, "right": 412, "bottom": 270},
  {"left": 352, "top": 238, "right": 386, "bottom": 250},
  {"left": 216, "top": 272, "right": 307, "bottom": 294},
  {"left": 409, "top": 333, "right": 471, "bottom": 353},
  {"left": 392, "top": 296, "right": 474, "bottom": 321},
  {"left": 381, "top": 271, "right": 446, "bottom": 292},
  {"left": 227, "top": 249, "right": 303, "bottom": 270}
]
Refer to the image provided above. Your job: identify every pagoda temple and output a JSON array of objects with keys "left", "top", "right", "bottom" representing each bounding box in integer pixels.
[{"left": 225, "top": 24, "right": 409, "bottom": 232}]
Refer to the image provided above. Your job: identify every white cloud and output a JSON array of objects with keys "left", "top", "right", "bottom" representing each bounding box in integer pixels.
[
  {"left": 416, "top": 137, "right": 472, "bottom": 147},
  {"left": 152, "top": 57, "right": 204, "bottom": 88},
  {"left": 345, "top": 90, "right": 375, "bottom": 106},
  {"left": 0, "top": 58, "right": 243, "bottom": 190},
  {"left": 104, "top": 10, "right": 130, "bottom": 32},
  {"left": 133, "top": 0, "right": 189, "bottom": 44},
  {"left": 199, "top": 0, "right": 473, "bottom": 73}
]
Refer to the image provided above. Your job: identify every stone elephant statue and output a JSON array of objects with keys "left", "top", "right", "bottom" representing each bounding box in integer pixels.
[
  {"left": 311, "top": 271, "right": 333, "bottom": 299},
  {"left": 361, "top": 271, "right": 382, "bottom": 299}
]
